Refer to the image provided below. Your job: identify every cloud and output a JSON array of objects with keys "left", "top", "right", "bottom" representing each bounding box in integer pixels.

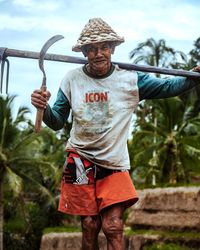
[
  {"left": 13, "top": 0, "right": 60, "bottom": 12},
  {"left": 0, "top": 13, "right": 79, "bottom": 35},
  {"left": 1, "top": 0, "right": 199, "bottom": 114},
  {"left": 0, "top": 14, "right": 38, "bottom": 31},
  {"left": 106, "top": 1, "right": 199, "bottom": 45}
]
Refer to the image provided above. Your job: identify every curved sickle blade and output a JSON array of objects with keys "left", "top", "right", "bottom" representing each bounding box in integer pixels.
[
  {"left": 39, "top": 35, "right": 64, "bottom": 85},
  {"left": 35, "top": 35, "right": 64, "bottom": 134}
]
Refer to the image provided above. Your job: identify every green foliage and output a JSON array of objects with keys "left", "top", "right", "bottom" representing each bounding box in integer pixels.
[
  {"left": 143, "top": 243, "right": 190, "bottom": 250},
  {"left": 43, "top": 226, "right": 81, "bottom": 234},
  {"left": 128, "top": 37, "right": 200, "bottom": 187},
  {"left": 4, "top": 232, "right": 40, "bottom": 250},
  {"left": 129, "top": 97, "right": 200, "bottom": 186},
  {"left": 0, "top": 94, "right": 73, "bottom": 250},
  {"left": 129, "top": 38, "right": 187, "bottom": 70},
  {"left": 5, "top": 218, "right": 27, "bottom": 233},
  {"left": 125, "top": 228, "right": 199, "bottom": 250},
  {"left": 188, "top": 37, "right": 200, "bottom": 67},
  {"left": 124, "top": 228, "right": 200, "bottom": 239}
]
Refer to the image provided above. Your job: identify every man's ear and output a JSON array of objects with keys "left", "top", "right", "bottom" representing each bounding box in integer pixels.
[
  {"left": 82, "top": 51, "right": 87, "bottom": 57},
  {"left": 111, "top": 46, "right": 115, "bottom": 54},
  {"left": 109, "top": 42, "right": 116, "bottom": 54},
  {"left": 81, "top": 47, "right": 87, "bottom": 57}
]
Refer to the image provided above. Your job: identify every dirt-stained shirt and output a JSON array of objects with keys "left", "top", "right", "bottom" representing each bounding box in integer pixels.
[{"left": 60, "top": 65, "right": 138, "bottom": 169}]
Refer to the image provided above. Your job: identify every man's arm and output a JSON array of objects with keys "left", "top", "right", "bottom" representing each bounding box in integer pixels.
[
  {"left": 138, "top": 72, "right": 200, "bottom": 101},
  {"left": 43, "top": 88, "right": 71, "bottom": 131}
]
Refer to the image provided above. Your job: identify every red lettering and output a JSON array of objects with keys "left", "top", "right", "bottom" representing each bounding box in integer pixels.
[
  {"left": 85, "top": 93, "right": 89, "bottom": 103},
  {"left": 100, "top": 92, "right": 108, "bottom": 102},
  {"left": 94, "top": 93, "right": 100, "bottom": 102},
  {"left": 89, "top": 93, "right": 94, "bottom": 102},
  {"left": 85, "top": 92, "right": 108, "bottom": 103}
]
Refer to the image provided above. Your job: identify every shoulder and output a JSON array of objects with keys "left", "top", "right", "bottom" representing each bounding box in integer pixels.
[
  {"left": 114, "top": 64, "right": 138, "bottom": 79},
  {"left": 60, "top": 66, "right": 84, "bottom": 90},
  {"left": 62, "top": 66, "right": 83, "bottom": 80}
]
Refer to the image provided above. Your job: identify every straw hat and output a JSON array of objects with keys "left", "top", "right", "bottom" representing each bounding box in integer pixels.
[{"left": 72, "top": 18, "right": 124, "bottom": 52}]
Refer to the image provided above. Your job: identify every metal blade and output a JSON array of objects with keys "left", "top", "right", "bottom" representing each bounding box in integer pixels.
[{"left": 39, "top": 35, "right": 64, "bottom": 80}]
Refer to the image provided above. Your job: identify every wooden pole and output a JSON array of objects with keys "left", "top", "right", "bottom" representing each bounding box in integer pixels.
[
  {"left": 0, "top": 173, "right": 3, "bottom": 250},
  {"left": 2, "top": 48, "right": 200, "bottom": 78}
]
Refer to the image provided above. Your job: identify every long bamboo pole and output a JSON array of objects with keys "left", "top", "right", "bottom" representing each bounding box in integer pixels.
[{"left": 2, "top": 48, "right": 200, "bottom": 78}]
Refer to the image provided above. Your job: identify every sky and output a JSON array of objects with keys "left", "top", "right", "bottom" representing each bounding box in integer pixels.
[{"left": 0, "top": 0, "right": 200, "bottom": 120}]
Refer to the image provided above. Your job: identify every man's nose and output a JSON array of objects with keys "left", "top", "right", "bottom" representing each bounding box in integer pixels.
[{"left": 96, "top": 48, "right": 103, "bottom": 56}]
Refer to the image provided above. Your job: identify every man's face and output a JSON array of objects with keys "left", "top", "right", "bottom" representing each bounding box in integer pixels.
[{"left": 83, "top": 42, "right": 113, "bottom": 76}]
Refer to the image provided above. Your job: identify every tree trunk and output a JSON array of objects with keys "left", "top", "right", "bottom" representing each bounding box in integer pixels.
[{"left": 0, "top": 173, "right": 3, "bottom": 250}]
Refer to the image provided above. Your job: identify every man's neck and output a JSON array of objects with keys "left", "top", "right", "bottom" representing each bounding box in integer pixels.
[{"left": 86, "top": 63, "right": 113, "bottom": 78}]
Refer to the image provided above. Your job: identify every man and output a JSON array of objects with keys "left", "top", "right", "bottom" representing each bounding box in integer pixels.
[{"left": 31, "top": 18, "right": 200, "bottom": 250}]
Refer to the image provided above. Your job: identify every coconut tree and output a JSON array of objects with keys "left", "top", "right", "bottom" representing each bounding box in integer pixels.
[
  {"left": 179, "top": 37, "right": 200, "bottom": 121},
  {"left": 128, "top": 38, "right": 193, "bottom": 185},
  {"left": 188, "top": 37, "right": 200, "bottom": 68},
  {"left": 129, "top": 38, "right": 187, "bottom": 71},
  {"left": 129, "top": 96, "right": 200, "bottom": 185},
  {"left": 0, "top": 94, "right": 57, "bottom": 250}
]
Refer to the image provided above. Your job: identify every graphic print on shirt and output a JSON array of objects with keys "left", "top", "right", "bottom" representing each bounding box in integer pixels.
[{"left": 78, "top": 89, "right": 113, "bottom": 137}]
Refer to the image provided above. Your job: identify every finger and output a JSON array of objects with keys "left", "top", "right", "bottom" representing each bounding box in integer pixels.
[
  {"left": 31, "top": 95, "right": 47, "bottom": 104},
  {"left": 31, "top": 94, "right": 48, "bottom": 109},
  {"left": 31, "top": 91, "right": 47, "bottom": 102},
  {"left": 31, "top": 89, "right": 50, "bottom": 109},
  {"left": 33, "top": 89, "right": 43, "bottom": 94},
  {"left": 32, "top": 89, "right": 49, "bottom": 98},
  {"left": 192, "top": 66, "right": 200, "bottom": 72},
  {"left": 31, "top": 99, "right": 47, "bottom": 109},
  {"left": 31, "top": 96, "right": 47, "bottom": 106},
  {"left": 43, "top": 91, "right": 51, "bottom": 100}
]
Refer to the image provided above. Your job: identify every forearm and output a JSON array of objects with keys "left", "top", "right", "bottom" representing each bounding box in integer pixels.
[
  {"left": 138, "top": 72, "right": 200, "bottom": 100},
  {"left": 43, "top": 88, "right": 71, "bottom": 131},
  {"left": 43, "top": 105, "right": 65, "bottom": 130},
  {"left": 154, "top": 76, "right": 200, "bottom": 98}
]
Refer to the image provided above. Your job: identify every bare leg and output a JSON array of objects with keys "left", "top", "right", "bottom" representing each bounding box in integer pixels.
[
  {"left": 81, "top": 215, "right": 102, "bottom": 250},
  {"left": 101, "top": 203, "right": 125, "bottom": 250}
]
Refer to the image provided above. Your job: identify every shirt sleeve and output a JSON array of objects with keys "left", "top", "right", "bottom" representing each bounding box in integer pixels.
[
  {"left": 43, "top": 88, "right": 71, "bottom": 131},
  {"left": 137, "top": 72, "right": 200, "bottom": 101}
]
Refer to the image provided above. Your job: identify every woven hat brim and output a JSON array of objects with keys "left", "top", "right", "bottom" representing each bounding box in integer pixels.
[{"left": 72, "top": 38, "right": 124, "bottom": 52}]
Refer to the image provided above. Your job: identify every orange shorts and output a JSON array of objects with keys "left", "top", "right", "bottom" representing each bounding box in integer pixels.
[{"left": 58, "top": 152, "right": 138, "bottom": 216}]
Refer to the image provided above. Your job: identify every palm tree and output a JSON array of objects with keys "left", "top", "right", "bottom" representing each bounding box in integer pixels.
[
  {"left": 0, "top": 95, "right": 57, "bottom": 250},
  {"left": 128, "top": 38, "right": 198, "bottom": 186},
  {"left": 188, "top": 37, "right": 200, "bottom": 68},
  {"left": 129, "top": 38, "right": 187, "bottom": 71},
  {"left": 129, "top": 38, "right": 186, "bottom": 185},
  {"left": 129, "top": 97, "right": 200, "bottom": 185},
  {"left": 179, "top": 37, "right": 200, "bottom": 121}
]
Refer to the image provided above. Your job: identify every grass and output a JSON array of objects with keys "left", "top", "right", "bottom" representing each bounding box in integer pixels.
[
  {"left": 143, "top": 242, "right": 191, "bottom": 250},
  {"left": 124, "top": 228, "right": 200, "bottom": 239},
  {"left": 43, "top": 226, "right": 200, "bottom": 240},
  {"left": 43, "top": 226, "right": 81, "bottom": 234},
  {"left": 42, "top": 226, "right": 199, "bottom": 250}
]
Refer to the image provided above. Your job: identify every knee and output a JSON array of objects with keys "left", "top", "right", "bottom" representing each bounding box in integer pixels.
[
  {"left": 81, "top": 215, "right": 101, "bottom": 234},
  {"left": 102, "top": 215, "right": 124, "bottom": 238}
]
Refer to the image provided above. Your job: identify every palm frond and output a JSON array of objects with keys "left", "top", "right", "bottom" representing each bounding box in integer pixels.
[{"left": 5, "top": 166, "right": 23, "bottom": 197}]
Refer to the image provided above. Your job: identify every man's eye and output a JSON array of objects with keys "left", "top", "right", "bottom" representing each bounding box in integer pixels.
[
  {"left": 86, "top": 44, "right": 110, "bottom": 53},
  {"left": 88, "top": 47, "right": 96, "bottom": 52},
  {"left": 102, "top": 45, "right": 109, "bottom": 50}
]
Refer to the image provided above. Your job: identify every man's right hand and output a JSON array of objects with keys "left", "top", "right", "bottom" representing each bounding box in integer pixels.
[{"left": 31, "top": 89, "right": 51, "bottom": 109}]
